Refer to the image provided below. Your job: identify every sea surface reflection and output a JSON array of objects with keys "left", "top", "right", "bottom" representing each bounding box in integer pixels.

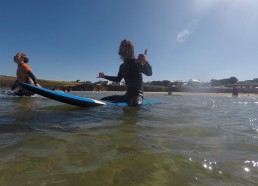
[{"left": 0, "top": 92, "right": 258, "bottom": 185}]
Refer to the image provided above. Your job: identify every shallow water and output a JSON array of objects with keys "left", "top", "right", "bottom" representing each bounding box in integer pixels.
[{"left": 0, "top": 91, "right": 258, "bottom": 186}]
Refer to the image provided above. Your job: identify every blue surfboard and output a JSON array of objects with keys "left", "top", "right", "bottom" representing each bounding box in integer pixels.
[
  {"left": 18, "top": 82, "right": 106, "bottom": 107},
  {"left": 105, "top": 99, "right": 161, "bottom": 106}
]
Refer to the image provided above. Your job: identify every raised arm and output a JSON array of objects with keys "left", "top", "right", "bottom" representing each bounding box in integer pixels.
[
  {"left": 140, "top": 62, "right": 152, "bottom": 76},
  {"left": 137, "top": 49, "right": 152, "bottom": 76}
]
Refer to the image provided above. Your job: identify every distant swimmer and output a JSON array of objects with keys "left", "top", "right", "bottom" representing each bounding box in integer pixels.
[
  {"left": 168, "top": 86, "right": 172, "bottom": 95},
  {"left": 11, "top": 52, "right": 41, "bottom": 96},
  {"left": 232, "top": 86, "right": 238, "bottom": 97},
  {"left": 98, "top": 39, "right": 152, "bottom": 106}
]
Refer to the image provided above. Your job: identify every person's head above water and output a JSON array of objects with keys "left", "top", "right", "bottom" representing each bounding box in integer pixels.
[
  {"left": 13, "top": 52, "right": 29, "bottom": 64},
  {"left": 118, "top": 39, "right": 135, "bottom": 61}
]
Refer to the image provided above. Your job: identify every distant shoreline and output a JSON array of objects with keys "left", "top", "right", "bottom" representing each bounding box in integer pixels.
[
  {"left": 76, "top": 91, "right": 258, "bottom": 97},
  {"left": 167, "top": 92, "right": 257, "bottom": 97},
  {"left": 1, "top": 87, "right": 257, "bottom": 97},
  {"left": 149, "top": 92, "right": 258, "bottom": 97},
  {"left": 1, "top": 75, "right": 258, "bottom": 96}
]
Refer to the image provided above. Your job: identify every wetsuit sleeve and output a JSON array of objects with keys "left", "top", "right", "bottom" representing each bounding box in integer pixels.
[
  {"left": 11, "top": 80, "right": 18, "bottom": 90},
  {"left": 139, "top": 62, "right": 152, "bottom": 76},
  {"left": 103, "top": 65, "right": 123, "bottom": 82},
  {"left": 27, "top": 71, "right": 38, "bottom": 85}
]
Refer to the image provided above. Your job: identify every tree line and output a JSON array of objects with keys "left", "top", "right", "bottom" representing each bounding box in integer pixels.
[{"left": 144, "top": 77, "right": 239, "bottom": 87}]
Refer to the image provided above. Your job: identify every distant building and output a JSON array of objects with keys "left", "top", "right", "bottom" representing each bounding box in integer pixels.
[
  {"left": 171, "top": 80, "right": 184, "bottom": 87},
  {"left": 187, "top": 79, "right": 201, "bottom": 87},
  {"left": 188, "top": 79, "right": 201, "bottom": 83},
  {"left": 112, "top": 81, "right": 125, "bottom": 86}
]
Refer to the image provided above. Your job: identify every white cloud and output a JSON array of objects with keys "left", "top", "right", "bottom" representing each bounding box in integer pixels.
[{"left": 176, "top": 30, "right": 190, "bottom": 43}]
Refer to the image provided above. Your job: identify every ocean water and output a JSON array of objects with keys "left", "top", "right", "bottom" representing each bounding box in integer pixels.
[{"left": 0, "top": 91, "right": 258, "bottom": 186}]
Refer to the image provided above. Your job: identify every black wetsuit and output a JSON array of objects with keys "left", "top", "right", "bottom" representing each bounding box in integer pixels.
[{"left": 101, "top": 59, "right": 152, "bottom": 106}]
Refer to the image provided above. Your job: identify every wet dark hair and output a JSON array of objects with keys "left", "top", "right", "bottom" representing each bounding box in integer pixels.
[
  {"left": 15, "top": 52, "right": 29, "bottom": 63},
  {"left": 119, "top": 39, "right": 135, "bottom": 60}
]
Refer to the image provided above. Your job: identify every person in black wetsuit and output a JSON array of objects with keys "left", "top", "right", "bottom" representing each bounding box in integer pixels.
[{"left": 98, "top": 39, "right": 152, "bottom": 106}]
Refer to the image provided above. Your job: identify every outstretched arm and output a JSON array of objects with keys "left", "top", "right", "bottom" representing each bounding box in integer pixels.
[
  {"left": 98, "top": 65, "right": 124, "bottom": 82},
  {"left": 98, "top": 72, "right": 123, "bottom": 82}
]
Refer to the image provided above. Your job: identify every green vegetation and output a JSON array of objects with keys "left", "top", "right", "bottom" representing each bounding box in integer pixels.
[
  {"left": 0, "top": 75, "right": 82, "bottom": 90},
  {"left": 210, "top": 77, "right": 238, "bottom": 86}
]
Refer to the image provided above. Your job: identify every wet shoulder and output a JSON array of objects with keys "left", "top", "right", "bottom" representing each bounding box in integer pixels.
[{"left": 20, "top": 63, "right": 32, "bottom": 71}]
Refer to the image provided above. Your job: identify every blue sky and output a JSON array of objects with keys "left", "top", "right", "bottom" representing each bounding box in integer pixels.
[{"left": 1, "top": 0, "right": 258, "bottom": 83}]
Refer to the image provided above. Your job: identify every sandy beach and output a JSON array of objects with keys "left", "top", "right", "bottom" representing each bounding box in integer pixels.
[
  {"left": 86, "top": 90, "right": 258, "bottom": 97},
  {"left": 146, "top": 91, "right": 258, "bottom": 97}
]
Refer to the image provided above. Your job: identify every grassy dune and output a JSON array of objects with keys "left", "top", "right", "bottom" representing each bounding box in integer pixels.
[{"left": 0, "top": 75, "right": 82, "bottom": 90}]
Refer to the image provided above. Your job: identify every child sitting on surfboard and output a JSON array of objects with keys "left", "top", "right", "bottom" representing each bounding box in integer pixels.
[
  {"left": 98, "top": 39, "right": 152, "bottom": 106},
  {"left": 11, "top": 52, "right": 41, "bottom": 96}
]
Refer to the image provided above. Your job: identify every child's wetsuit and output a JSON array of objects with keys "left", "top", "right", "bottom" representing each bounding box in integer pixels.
[{"left": 11, "top": 63, "right": 38, "bottom": 96}]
